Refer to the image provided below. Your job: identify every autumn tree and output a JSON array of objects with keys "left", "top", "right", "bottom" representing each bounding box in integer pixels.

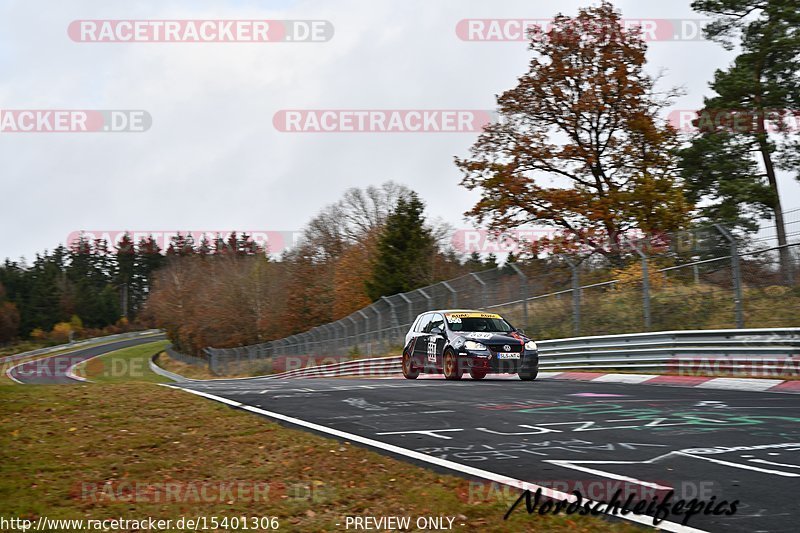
[
  {"left": 456, "top": 2, "right": 691, "bottom": 263},
  {"left": 333, "top": 229, "right": 379, "bottom": 318},
  {"left": 0, "top": 283, "right": 20, "bottom": 342}
]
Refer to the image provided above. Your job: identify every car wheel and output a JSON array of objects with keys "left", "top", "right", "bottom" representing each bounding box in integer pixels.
[
  {"left": 469, "top": 369, "right": 487, "bottom": 380},
  {"left": 402, "top": 352, "right": 419, "bottom": 379},
  {"left": 443, "top": 350, "right": 462, "bottom": 380},
  {"left": 518, "top": 367, "right": 538, "bottom": 381}
]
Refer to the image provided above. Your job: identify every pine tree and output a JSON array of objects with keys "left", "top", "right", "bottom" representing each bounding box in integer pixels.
[
  {"left": 685, "top": 0, "right": 800, "bottom": 279},
  {"left": 366, "top": 193, "right": 436, "bottom": 300},
  {"left": 116, "top": 233, "right": 135, "bottom": 318}
]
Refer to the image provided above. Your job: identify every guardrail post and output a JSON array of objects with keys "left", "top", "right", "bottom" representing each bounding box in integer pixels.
[
  {"left": 471, "top": 272, "right": 487, "bottom": 309},
  {"left": 509, "top": 264, "right": 529, "bottom": 329},
  {"left": 633, "top": 243, "right": 651, "bottom": 330},
  {"left": 714, "top": 224, "right": 744, "bottom": 328},
  {"left": 563, "top": 257, "right": 581, "bottom": 336}
]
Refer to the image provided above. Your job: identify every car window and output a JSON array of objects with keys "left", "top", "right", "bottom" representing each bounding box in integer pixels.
[
  {"left": 426, "top": 313, "right": 444, "bottom": 334},
  {"left": 444, "top": 312, "right": 513, "bottom": 333},
  {"left": 416, "top": 313, "right": 432, "bottom": 333}
]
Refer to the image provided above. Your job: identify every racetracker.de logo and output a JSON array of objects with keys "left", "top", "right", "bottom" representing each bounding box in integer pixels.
[
  {"left": 68, "top": 20, "right": 334, "bottom": 42},
  {"left": 66, "top": 231, "right": 302, "bottom": 254},
  {"left": 456, "top": 19, "right": 708, "bottom": 42},
  {"left": 0, "top": 110, "right": 151, "bottom": 133},
  {"left": 668, "top": 109, "right": 800, "bottom": 134},
  {"left": 273, "top": 110, "right": 495, "bottom": 133}
]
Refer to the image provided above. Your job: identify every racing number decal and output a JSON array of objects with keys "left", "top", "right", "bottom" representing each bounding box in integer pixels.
[{"left": 427, "top": 338, "right": 437, "bottom": 363}]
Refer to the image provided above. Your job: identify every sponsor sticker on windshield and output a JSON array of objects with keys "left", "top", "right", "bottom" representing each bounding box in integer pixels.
[{"left": 446, "top": 312, "right": 501, "bottom": 322}]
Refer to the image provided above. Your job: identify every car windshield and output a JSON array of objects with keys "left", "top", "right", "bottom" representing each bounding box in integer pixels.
[{"left": 447, "top": 316, "right": 513, "bottom": 333}]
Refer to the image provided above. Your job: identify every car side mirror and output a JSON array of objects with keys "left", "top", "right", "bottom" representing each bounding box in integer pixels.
[
  {"left": 430, "top": 327, "right": 443, "bottom": 336},
  {"left": 515, "top": 328, "right": 525, "bottom": 335}
]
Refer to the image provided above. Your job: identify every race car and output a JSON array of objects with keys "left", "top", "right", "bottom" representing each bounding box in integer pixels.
[{"left": 401, "top": 310, "right": 538, "bottom": 381}]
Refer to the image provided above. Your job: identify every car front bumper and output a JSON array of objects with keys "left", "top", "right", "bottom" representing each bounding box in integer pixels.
[{"left": 457, "top": 350, "right": 538, "bottom": 373}]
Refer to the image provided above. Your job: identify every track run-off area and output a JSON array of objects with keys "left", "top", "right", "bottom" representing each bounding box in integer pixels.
[{"left": 7, "top": 337, "right": 800, "bottom": 532}]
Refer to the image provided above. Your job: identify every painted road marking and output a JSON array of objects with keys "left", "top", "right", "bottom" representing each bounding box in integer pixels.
[
  {"left": 376, "top": 428, "right": 464, "bottom": 440},
  {"left": 165, "top": 384, "right": 709, "bottom": 533},
  {"left": 698, "top": 378, "right": 784, "bottom": 392},
  {"left": 592, "top": 374, "right": 655, "bottom": 384}
]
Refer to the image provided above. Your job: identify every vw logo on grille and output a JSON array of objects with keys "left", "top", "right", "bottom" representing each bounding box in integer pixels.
[{"left": 503, "top": 344, "right": 511, "bottom": 351}]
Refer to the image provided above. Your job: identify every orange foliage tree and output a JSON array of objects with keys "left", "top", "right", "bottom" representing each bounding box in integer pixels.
[{"left": 456, "top": 2, "right": 691, "bottom": 263}]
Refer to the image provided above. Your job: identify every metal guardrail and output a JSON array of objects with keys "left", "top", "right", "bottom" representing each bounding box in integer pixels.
[
  {"left": 252, "top": 328, "right": 800, "bottom": 380},
  {"left": 149, "top": 349, "right": 193, "bottom": 382}
]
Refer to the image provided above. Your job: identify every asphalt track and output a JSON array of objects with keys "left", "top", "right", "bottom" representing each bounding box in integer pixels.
[
  {"left": 173, "top": 375, "right": 800, "bottom": 532},
  {"left": 7, "top": 334, "right": 166, "bottom": 384}
]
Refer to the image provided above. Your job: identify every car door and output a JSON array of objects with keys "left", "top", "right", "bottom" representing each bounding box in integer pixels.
[
  {"left": 425, "top": 313, "right": 446, "bottom": 370},
  {"left": 411, "top": 313, "right": 432, "bottom": 367}
]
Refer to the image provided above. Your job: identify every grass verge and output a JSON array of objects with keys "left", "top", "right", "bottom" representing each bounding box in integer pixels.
[{"left": 1, "top": 346, "right": 639, "bottom": 532}]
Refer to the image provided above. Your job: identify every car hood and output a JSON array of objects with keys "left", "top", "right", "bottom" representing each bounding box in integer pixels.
[{"left": 453, "top": 331, "right": 528, "bottom": 346}]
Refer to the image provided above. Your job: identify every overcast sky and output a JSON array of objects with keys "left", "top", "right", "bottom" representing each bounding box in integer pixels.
[{"left": 2, "top": 0, "right": 799, "bottom": 262}]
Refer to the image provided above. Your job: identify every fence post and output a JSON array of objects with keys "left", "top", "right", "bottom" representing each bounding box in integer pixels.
[
  {"left": 714, "top": 224, "right": 744, "bottom": 328},
  {"left": 509, "top": 264, "right": 529, "bottom": 329},
  {"left": 308, "top": 328, "right": 318, "bottom": 356},
  {"left": 356, "top": 310, "right": 369, "bottom": 355},
  {"left": 633, "top": 243, "right": 651, "bottom": 331},
  {"left": 563, "top": 256, "right": 581, "bottom": 336},
  {"left": 471, "top": 272, "right": 487, "bottom": 309},
  {"left": 337, "top": 321, "right": 346, "bottom": 356},
  {"left": 325, "top": 324, "right": 334, "bottom": 355},
  {"left": 346, "top": 316, "right": 357, "bottom": 355},
  {"left": 371, "top": 305, "right": 382, "bottom": 354},
  {"left": 382, "top": 296, "right": 400, "bottom": 343},
  {"left": 417, "top": 288, "right": 432, "bottom": 311},
  {"left": 398, "top": 293, "right": 413, "bottom": 330},
  {"left": 441, "top": 281, "right": 457, "bottom": 307}
]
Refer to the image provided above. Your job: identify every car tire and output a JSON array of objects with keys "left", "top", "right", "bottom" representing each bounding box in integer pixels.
[
  {"left": 518, "top": 367, "right": 538, "bottom": 381},
  {"left": 469, "top": 369, "right": 487, "bottom": 380},
  {"left": 443, "top": 349, "right": 462, "bottom": 381},
  {"left": 402, "top": 352, "right": 419, "bottom": 380}
]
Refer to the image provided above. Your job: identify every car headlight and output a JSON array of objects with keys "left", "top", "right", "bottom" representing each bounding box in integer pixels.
[
  {"left": 525, "top": 340, "right": 538, "bottom": 351},
  {"left": 464, "top": 340, "right": 488, "bottom": 351}
]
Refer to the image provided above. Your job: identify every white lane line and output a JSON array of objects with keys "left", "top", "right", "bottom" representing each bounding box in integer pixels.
[
  {"left": 545, "top": 460, "right": 672, "bottom": 491},
  {"left": 166, "top": 384, "right": 708, "bottom": 533},
  {"left": 591, "top": 374, "right": 657, "bottom": 384},
  {"left": 696, "top": 378, "right": 784, "bottom": 392},
  {"left": 673, "top": 451, "right": 800, "bottom": 477},
  {"left": 748, "top": 458, "right": 800, "bottom": 469},
  {"left": 5, "top": 361, "right": 26, "bottom": 384}
]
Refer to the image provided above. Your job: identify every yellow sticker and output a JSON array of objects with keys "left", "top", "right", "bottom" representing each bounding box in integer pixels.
[{"left": 446, "top": 312, "right": 502, "bottom": 320}]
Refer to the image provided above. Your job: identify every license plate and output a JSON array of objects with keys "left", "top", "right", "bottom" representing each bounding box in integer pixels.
[{"left": 496, "top": 353, "right": 520, "bottom": 359}]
